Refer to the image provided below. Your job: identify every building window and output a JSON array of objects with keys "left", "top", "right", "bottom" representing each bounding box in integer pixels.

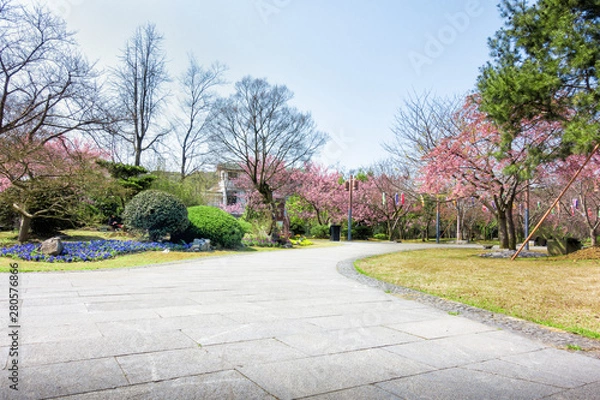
[{"left": 226, "top": 192, "right": 238, "bottom": 205}]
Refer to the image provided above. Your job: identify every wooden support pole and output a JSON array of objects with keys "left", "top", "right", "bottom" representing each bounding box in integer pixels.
[{"left": 511, "top": 142, "right": 600, "bottom": 260}]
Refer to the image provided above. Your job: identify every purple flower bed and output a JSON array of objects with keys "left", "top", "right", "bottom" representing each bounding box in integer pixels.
[{"left": 0, "top": 240, "right": 191, "bottom": 263}]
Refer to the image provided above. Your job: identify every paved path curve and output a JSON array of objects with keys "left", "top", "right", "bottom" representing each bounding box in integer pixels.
[{"left": 1, "top": 242, "right": 600, "bottom": 399}]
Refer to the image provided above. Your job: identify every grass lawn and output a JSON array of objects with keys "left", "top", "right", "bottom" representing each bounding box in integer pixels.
[{"left": 355, "top": 248, "right": 600, "bottom": 340}]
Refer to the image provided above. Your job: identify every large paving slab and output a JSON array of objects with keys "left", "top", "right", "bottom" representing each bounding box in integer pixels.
[{"left": 0, "top": 242, "right": 598, "bottom": 399}]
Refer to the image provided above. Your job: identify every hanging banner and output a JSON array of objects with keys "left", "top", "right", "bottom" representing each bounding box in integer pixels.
[{"left": 401, "top": 193, "right": 405, "bottom": 205}]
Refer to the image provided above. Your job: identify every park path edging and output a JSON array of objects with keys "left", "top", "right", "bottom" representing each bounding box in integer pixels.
[{"left": 337, "top": 252, "right": 600, "bottom": 359}]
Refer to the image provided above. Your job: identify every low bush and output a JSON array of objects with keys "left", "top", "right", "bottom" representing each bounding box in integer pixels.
[
  {"left": 289, "top": 218, "right": 307, "bottom": 235},
  {"left": 122, "top": 190, "right": 188, "bottom": 241},
  {"left": 238, "top": 218, "right": 253, "bottom": 235},
  {"left": 242, "top": 233, "right": 280, "bottom": 247},
  {"left": 290, "top": 236, "right": 313, "bottom": 246},
  {"left": 342, "top": 224, "right": 372, "bottom": 240},
  {"left": 176, "top": 206, "right": 244, "bottom": 249},
  {"left": 373, "top": 233, "right": 388, "bottom": 240},
  {"left": 310, "top": 224, "right": 330, "bottom": 239}
]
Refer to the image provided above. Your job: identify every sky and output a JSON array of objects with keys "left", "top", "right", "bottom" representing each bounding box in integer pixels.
[{"left": 20, "top": 0, "right": 505, "bottom": 170}]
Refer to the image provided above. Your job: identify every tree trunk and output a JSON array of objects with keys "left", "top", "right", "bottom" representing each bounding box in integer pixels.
[
  {"left": 497, "top": 209, "right": 509, "bottom": 249},
  {"left": 268, "top": 201, "right": 278, "bottom": 237},
  {"left": 180, "top": 150, "right": 187, "bottom": 180},
  {"left": 134, "top": 150, "right": 142, "bottom": 167},
  {"left": 12, "top": 204, "right": 34, "bottom": 243},
  {"left": 258, "top": 185, "right": 279, "bottom": 238},
  {"left": 591, "top": 228, "right": 598, "bottom": 247},
  {"left": 506, "top": 205, "right": 517, "bottom": 250},
  {"left": 398, "top": 219, "right": 407, "bottom": 240},
  {"left": 17, "top": 215, "right": 32, "bottom": 243},
  {"left": 456, "top": 207, "right": 462, "bottom": 241},
  {"left": 315, "top": 206, "right": 324, "bottom": 226}
]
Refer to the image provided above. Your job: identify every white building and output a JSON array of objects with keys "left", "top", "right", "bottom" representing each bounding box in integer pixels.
[{"left": 206, "top": 163, "right": 246, "bottom": 214}]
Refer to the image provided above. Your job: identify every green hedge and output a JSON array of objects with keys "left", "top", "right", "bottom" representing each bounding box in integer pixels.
[
  {"left": 172, "top": 206, "right": 244, "bottom": 249},
  {"left": 342, "top": 224, "right": 372, "bottom": 240}
]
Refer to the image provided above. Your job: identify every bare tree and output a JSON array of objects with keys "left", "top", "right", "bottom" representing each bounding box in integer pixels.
[
  {"left": 362, "top": 159, "right": 417, "bottom": 240},
  {"left": 107, "top": 23, "right": 169, "bottom": 166},
  {"left": 383, "top": 91, "right": 462, "bottom": 168},
  {"left": 173, "top": 57, "right": 227, "bottom": 179},
  {"left": 209, "top": 76, "right": 328, "bottom": 235},
  {"left": 0, "top": 0, "right": 102, "bottom": 241}
]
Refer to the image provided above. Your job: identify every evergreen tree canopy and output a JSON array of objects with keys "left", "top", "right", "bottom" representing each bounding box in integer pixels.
[{"left": 478, "top": 0, "right": 600, "bottom": 153}]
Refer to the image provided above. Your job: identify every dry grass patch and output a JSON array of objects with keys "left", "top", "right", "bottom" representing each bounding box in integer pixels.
[{"left": 356, "top": 248, "right": 600, "bottom": 339}]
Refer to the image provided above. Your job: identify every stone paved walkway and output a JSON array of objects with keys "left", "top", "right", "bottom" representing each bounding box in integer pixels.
[{"left": 1, "top": 242, "right": 599, "bottom": 399}]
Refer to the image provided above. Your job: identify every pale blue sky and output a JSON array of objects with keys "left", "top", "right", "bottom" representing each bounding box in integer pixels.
[{"left": 22, "top": 0, "right": 504, "bottom": 169}]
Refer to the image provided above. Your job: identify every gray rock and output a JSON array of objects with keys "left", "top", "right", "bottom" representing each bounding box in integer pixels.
[
  {"left": 479, "top": 250, "right": 547, "bottom": 258},
  {"left": 191, "top": 238, "right": 211, "bottom": 252},
  {"left": 40, "top": 237, "right": 64, "bottom": 256}
]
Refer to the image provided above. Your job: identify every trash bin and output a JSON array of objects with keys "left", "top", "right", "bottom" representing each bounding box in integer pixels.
[{"left": 329, "top": 225, "right": 341, "bottom": 241}]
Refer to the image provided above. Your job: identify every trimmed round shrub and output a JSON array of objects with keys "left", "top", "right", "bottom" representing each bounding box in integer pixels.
[
  {"left": 122, "top": 190, "right": 188, "bottom": 241},
  {"left": 178, "top": 206, "right": 244, "bottom": 249}
]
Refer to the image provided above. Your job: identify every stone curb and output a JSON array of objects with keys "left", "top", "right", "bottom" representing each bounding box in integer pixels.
[{"left": 337, "top": 256, "right": 600, "bottom": 359}]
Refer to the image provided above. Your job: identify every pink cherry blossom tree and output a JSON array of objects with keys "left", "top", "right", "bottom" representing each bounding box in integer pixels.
[
  {"left": 419, "top": 96, "right": 559, "bottom": 249},
  {"left": 542, "top": 153, "right": 600, "bottom": 245},
  {"left": 0, "top": 137, "right": 106, "bottom": 242},
  {"left": 291, "top": 163, "right": 346, "bottom": 226},
  {"left": 350, "top": 163, "right": 416, "bottom": 240}
]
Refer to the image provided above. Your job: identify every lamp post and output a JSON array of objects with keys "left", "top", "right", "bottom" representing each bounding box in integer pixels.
[
  {"left": 345, "top": 175, "right": 359, "bottom": 241},
  {"left": 436, "top": 197, "right": 440, "bottom": 244},
  {"left": 524, "top": 180, "right": 530, "bottom": 250}
]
